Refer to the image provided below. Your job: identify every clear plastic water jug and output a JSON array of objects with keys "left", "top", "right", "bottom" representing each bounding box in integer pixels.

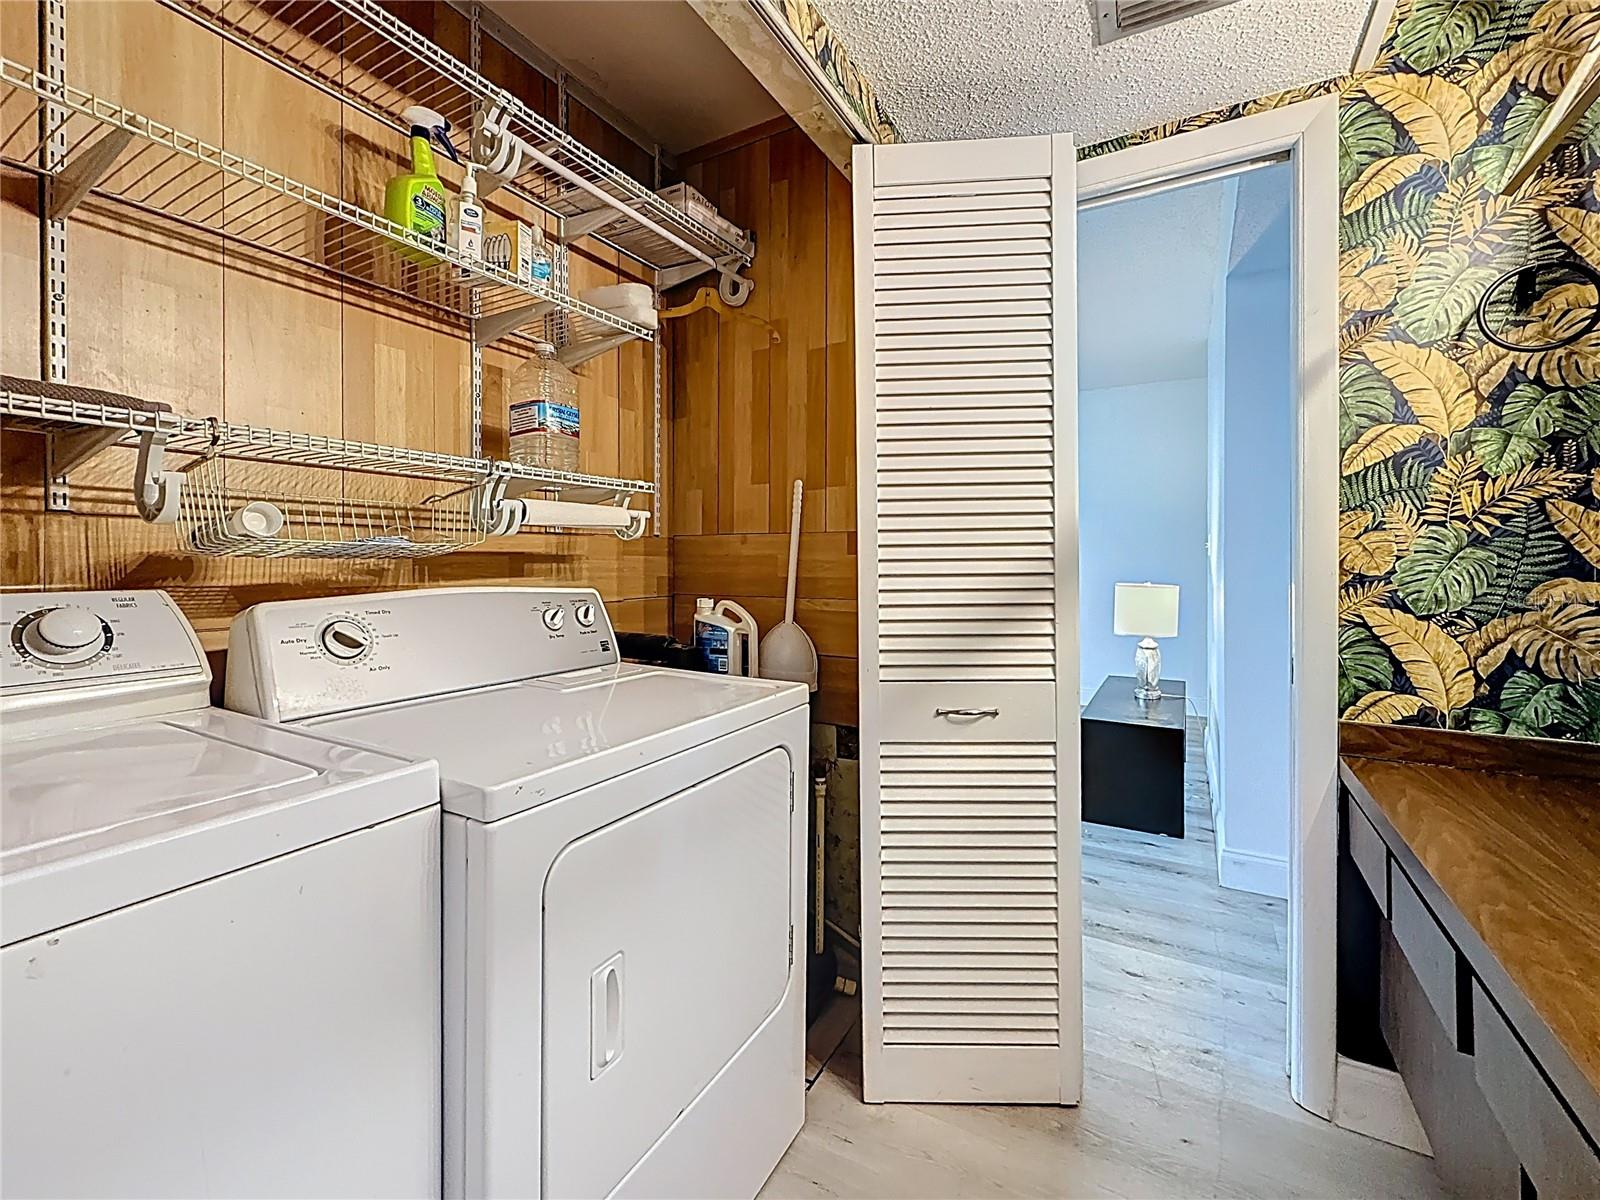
[{"left": 508, "top": 342, "right": 580, "bottom": 474}]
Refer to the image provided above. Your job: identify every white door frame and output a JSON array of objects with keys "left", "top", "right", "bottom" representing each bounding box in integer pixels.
[{"left": 1075, "top": 97, "right": 1341, "bottom": 1119}]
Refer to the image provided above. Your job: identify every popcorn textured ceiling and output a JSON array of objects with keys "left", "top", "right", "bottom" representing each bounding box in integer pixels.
[{"left": 812, "top": 0, "right": 1374, "bottom": 145}]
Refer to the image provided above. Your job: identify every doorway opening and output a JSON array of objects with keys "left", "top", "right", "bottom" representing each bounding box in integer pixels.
[
  {"left": 1075, "top": 100, "right": 1341, "bottom": 1118},
  {"left": 1077, "top": 150, "right": 1299, "bottom": 1117}
]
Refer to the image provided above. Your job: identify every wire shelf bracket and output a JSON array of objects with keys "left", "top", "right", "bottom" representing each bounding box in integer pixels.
[
  {"left": 45, "top": 126, "right": 133, "bottom": 220},
  {"left": 46, "top": 424, "right": 124, "bottom": 511},
  {"left": 472, "top": 300, "right": 557, "bottom": 350},
  {"left": 556, "top": 332, "right": 637, "bottom": 370}
]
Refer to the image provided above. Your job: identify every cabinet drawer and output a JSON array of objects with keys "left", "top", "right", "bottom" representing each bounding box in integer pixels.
[
  {"left": 1389, "top": 869, "right": 1460, "bottom": 1049},
  {"left": 880, "top": 682, "right": 1057, "bottom": 742},
  {"left": 1347, "top": 796, "right": 1390, "bottom": 917},
  {"left": 1472, "top": 983, "right": 1600, "bottom": 1200}
]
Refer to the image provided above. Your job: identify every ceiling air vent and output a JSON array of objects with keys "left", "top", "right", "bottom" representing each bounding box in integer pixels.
[{"left": 1093, "top": 0, "right": 1241, "bottom": 44}]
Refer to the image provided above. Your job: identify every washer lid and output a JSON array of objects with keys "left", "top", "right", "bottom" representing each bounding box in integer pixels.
[
  {"left": 2, "top": 710, "right": 437, "bottom": 945},
  {"left": 305, "top": 664, "right": 807, "bottom": 822},
  {"left": 5, "top": 724, "right": 317, "bottom": 857}
]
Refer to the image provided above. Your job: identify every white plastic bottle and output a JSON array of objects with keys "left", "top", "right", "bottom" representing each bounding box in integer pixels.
[
  {"left": 508, "top": 343, "right": 580, "bottom": 473},
  {"left": 530, "top": 223, "right": 553, "bottom": 283},
  {"left": 449, "top": 165, "right": 484, "bottom": 278},
  {"left": 692, "top": 598, "right": 759, "bottom": 677}
]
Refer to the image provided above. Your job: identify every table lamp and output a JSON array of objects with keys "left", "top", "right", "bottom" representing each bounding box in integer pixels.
[{"left": 1114, "top": 582, "right": 1180, "bottom": 702}]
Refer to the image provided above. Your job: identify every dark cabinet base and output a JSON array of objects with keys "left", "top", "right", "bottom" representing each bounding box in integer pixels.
[
  {"left": 1344, "top": 776, "right": 1600, "bottom": 1199},
  {"left": 1381, "top": 927, "right": 1521, "bottom": 1198},
  {"left": 1081, "top": 676, "right": 1186, "bottom": 838}
]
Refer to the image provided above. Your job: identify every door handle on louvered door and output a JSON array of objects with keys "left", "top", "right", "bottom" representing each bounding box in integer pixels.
[{"left": 934, "top": 707, "right": 1001, "bottom": 718}]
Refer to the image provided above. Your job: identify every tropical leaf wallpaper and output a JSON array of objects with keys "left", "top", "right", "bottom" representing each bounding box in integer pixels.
[
  {"left": 771, "top": 0, "right": 903, "bottom": 143},
  {"left": 1083, "top": 0, "right": 1600, "bottom": 742}
]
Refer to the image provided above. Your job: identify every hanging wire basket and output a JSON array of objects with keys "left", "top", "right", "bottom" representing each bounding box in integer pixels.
[{"left": 176, "top": 454, "right": 496, "bottom": 560}]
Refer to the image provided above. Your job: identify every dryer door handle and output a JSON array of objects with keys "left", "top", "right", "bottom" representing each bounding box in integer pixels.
[{"left": 590, "top": 952, "right": 625, "bottom": 1078}]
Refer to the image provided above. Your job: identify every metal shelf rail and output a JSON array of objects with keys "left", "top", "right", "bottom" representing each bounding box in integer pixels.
[
  {"left": 0, "top": 57, "right": 653, "bottom": 349},
  {"left": 159, "top": 0, "right": 755, "bottom": 294}
]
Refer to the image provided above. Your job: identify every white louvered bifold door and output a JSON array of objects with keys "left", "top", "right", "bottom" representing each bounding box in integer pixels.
[{"left": 853, "top": 135, "right": 1081, "bottom": 1104}]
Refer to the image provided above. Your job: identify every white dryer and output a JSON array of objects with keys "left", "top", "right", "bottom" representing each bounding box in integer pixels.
[
  {"left": 0, "top": 590, "right": 441, "bottom": 1199},
  {"left": 225, "top": 586, "right": 809, "bottom": 1200}
]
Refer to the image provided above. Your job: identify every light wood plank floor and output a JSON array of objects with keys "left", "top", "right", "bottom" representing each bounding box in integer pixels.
[{"left": 763, "top": 720, "right": 1445, "bottom": 1199}]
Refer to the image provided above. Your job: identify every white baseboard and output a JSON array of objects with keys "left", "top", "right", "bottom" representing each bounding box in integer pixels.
[
  {"left": 1216, "top": 840, "right": 1289, "bottom": 899},
  {"left": 1333, "top": 1055, "right": 1432, "bottom": 1156},
  {"left": 1201, "top": 734, "right": 1286, "bottom": 899}
]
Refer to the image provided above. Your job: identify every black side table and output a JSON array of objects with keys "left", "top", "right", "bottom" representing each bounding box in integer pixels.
[{"left": 1081, "top": 675, "right": 1186, "bottom": 838}]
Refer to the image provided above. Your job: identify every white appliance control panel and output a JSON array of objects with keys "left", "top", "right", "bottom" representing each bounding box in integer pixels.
[
  {"left": 3, "top": 591, "right": 205, "bottom": 688},
  {"left": 226, "top": 587, "right": 618, "bottom": 723},
  {"left": 1, "top": 591, "right": 211, "bottom": 729}
]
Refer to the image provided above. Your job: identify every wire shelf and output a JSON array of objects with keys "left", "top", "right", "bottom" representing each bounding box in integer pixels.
[
  {"left": 1, "top": 383, "right": 188, "bottom": 440},
  {"left": 0, "top": 385, "right": 657, "bottom": 503},
  {"left": 158, "top": 0, "right": 754, "bottom": 274},
  {"left": 0, "top": 57, "right": 654, "bottom": 345}
]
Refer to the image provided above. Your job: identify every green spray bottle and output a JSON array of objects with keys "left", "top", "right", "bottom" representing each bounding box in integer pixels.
[{"left": 385, "top": 105, "right": 460, "bottom": 264}]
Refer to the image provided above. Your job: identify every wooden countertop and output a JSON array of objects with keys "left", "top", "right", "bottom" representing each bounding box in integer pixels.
[{"left": 1339, "top": 725, "right": 1600, "bottom": 1134}]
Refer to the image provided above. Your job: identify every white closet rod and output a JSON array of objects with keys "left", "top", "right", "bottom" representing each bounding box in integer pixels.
[{"left": 515, "top": 139, "right": 715, "bottom": 272}]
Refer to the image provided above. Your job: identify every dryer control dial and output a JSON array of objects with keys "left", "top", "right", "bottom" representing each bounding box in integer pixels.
[
  {"left": 319, "top": 619, "right": 372, "bottom": 661},
  {"left": 573, "top": 602, "right": 596, "bottom": 628},
  {"left": 542, "top": 607, "right": 567, "bottom": 632},
  {"left": 20, "top": 606, "right": 108, "bottom": 664}
]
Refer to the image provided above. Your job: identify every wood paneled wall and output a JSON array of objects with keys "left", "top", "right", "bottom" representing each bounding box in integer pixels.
[
  {"left": 0, "top": 0, "right": 668, "bottom": 653},
  {"left": 668, "top": 122, "right": 859, "bottom": 724}
]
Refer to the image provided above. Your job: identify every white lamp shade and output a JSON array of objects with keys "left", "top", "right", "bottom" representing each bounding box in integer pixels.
[{"left": 1113, "top": 582, "right": 1180, "bottom": 639}]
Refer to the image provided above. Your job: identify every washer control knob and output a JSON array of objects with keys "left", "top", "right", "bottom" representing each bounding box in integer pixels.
[
  {"left": 22, "top": 606, "right": 105, "bottom": 664},
  {"left": 573, "top": 602, "right": 596, "bottom": 628},
  {"left": 320, "top": 619, "right": 371, "bottom": 661},
  {"left": 542, "top": 607, "right": 566, "bottom": 632}
]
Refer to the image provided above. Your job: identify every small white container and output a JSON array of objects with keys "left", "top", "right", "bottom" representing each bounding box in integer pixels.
[{"left": 227, "top": 501, "right": 286, "bottom": 538}]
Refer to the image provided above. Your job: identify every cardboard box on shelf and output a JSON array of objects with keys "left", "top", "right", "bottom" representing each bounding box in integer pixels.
[{"left": 483, "top": 217, "right": 551, "bottom": 284}]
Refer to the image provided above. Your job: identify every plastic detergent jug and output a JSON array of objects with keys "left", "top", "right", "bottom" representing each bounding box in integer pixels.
[{"left": 693, "top": 598, "right": 759, "bottom": 677}]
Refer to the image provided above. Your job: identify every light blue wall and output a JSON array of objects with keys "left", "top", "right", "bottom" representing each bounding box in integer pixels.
[
  {"left": 1078, "top": 378, "right": 1211, "bottom": 709},
  {"left": 1212, "top": 260, "right": 1294, "bottom": 882}
]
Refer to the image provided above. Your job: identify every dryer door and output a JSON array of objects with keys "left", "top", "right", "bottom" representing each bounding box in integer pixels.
[{"left": 542, "top": 747, "right": 792, "bottom": 1198}]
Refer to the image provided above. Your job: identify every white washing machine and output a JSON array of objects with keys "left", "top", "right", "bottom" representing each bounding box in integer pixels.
[
  {"left": 0, "top": 590, "right": 442, "bottom": 1200},
  {"left": 225, "top": 586, "right": 810, "bottom": 1200}
]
